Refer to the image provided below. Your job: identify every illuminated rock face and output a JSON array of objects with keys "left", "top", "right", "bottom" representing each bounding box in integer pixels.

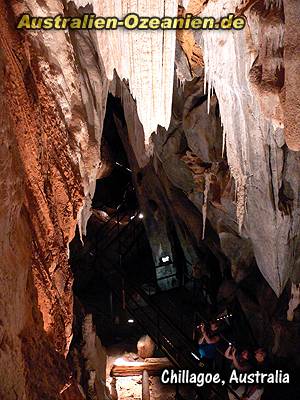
[
  {"left": 1, "top": 0, "right": 107, "bottom": 398},
  {"left": 284, "top": 0, "right": 300, "bottom": 151},
  {"left": 70, "top": 0, "right": 300, "bottom": 295},
  {"left": 199, "top": 0, "right": 300, "bottom": 296},
  {"left": 74, "top": 0, "right": 178, "bottom": 144},
  {"left": 0, "top": 0, "right": 300, "bottom": 399}
]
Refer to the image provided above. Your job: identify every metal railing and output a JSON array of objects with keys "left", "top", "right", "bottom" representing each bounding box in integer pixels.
[{"left": 93, "top": 214, "right": 241, "bottom": 400}]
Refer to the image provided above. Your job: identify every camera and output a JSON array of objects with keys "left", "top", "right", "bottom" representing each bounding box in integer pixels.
[{"left": 197, "top": 321, "right": 208, "bottom": 331}]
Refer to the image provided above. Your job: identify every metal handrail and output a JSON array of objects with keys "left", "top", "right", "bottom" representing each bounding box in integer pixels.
[
  {"left": 93, "top": 206, "right": 241, "bottom": 399},
  {"left": 101, "top": 263, "right": 231, "bottom": 399},
  {"left": 97, "top": 255, "right": 241, "bottom": 400}
]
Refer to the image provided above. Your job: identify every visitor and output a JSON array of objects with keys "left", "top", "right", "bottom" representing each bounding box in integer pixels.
[
  {"left": 225, "top": 345, "right": 253, "bottom": 400},
  {"left": 197, "top": 321, "right": 220, "bottom": 366},
  {"left": 225, "top": 346, "right": 252, "bottom": 372},
  {"left": 254, "top": 348, "right": 268, "bottom": 371},
  {"left": 238, "top": 348, "right": 269, "bottom": 400}
]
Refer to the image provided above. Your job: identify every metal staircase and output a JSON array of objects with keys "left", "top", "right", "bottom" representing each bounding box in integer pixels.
[{"left": 91, "top": 208, "right": 241, "bottom": 400}]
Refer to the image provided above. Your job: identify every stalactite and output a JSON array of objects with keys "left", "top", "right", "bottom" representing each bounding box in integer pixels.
[
  {"left": 73, "top": 0, "right": 178, "bottom": 145},
  {"left": 264, "top": 0, "right": 282, "bottom": 8},
  {"left": 200, "top": 0, "right": 291, "bottom": 295},
  {"left": 202, "top": 15, "right": 249, "bottom": 232}
]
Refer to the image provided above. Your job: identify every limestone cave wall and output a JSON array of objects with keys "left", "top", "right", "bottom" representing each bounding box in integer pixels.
[
  {"left": 0, "top": 0, "right": 299, "bottom": 399},
  {"left": 0, "top": 0, "right": 108, "bottom": 398}
]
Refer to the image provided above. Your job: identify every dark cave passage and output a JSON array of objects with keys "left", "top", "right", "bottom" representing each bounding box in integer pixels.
[
  {"left": 68, "top": 93, "right": 300, "bottom": 400},
  {"left": 67, "top": 93, "right": 293, "bottom": 400},
  {"left": 2, "top": 2, "right": 300, "bottom": 400},
  {"left": 70, "top": 94, "right": 155, "bottom": 346},
  {"left": 93, "top": 94, "right": 135, "bottom": 211}
]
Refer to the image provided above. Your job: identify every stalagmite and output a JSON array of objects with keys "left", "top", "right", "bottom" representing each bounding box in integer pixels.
[
  {"left": 2, "top": 0, "right": 300, "bottom": 398},
  {"left": 137, "top": 335, "right": 155, "bottom": 359}
]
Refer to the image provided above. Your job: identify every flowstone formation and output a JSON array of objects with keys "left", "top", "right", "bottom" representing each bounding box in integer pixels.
[
  {"left": 0, "top": 0, "right": 299, "bottom": 399},
  {"left": 73, "top": 0, "right": 299, "bottom": 296},
  {"left": 198, "top": 0, "right": 298, "bottom": 296},
  {"left": 73, "top": 0, "right": 178, "bottom": 144}
]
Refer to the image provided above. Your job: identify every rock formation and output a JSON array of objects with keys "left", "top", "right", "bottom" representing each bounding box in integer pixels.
[{"left": 0, "top": 0, "right": 299, "bottom": 399}]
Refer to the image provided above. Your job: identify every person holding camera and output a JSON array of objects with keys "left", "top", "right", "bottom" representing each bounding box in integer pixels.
[
  {"left": 197, "top": 321, "right": 220, "bottom": 365},
  {"left": 225, "top": 345, "right": 253, "bottom": 400}
]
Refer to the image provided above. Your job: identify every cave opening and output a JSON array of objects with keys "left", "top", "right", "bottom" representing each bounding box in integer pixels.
[
  {"left": 92, "top": 94, "right": 133, "bottom": 212},
  {"left": 2, "top": 2, "right": 300, "bottom": 399},
  {"left": 68, "top": 89, "right": 270, "bottom": 400},
  {"left": 68, "top": 89, "right": 249, "bottom": 400},
  {"left": 69, "top": 93, "right": 189, "bottom": 399},
  {"left": 66, "top": 80, "right": 300, "bottom": 400},
  {"left": 70, "top": 94, "right": 156, "bottom": 348}
]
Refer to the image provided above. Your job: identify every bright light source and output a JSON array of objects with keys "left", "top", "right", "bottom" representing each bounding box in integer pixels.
[
  {"left": 161, "top": 256, "right": 170, "bottom": 263},
  {"left": 114, "top": 357, "right": 144, "bottom": 367},
  {"left": 138, "top": 213, "right": 144, "bottom": 219},
  {"left": 130, "top": 215, "right": 135, "bottom": 220},
  {"left": 217, "top": 313, "right": 233, "bottom": 321},
  {"left": 128, "top": 319, "right": 134, "bottom": 324},
  {"left": 191, "top": 352, "right": 200, "bottom": 361}
]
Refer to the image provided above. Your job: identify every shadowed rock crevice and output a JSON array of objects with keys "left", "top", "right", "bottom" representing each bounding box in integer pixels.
[{"left": 0, "top": 1, "right": 300, "bottom": 399}]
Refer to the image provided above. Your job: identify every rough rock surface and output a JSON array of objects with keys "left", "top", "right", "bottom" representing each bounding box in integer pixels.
[
  {"left": 198, "top": 0, "right": 300, "bottom": 296},
  {"left": 103, "top": 32, "right": 300, "bottom": 369},
  {"left": 0, "top": 0, "right": 300, "bottom": 399},
  {"left": 68, "top": 312, "right": 109, "bottom": 400},
  {"left": 74, "top": 0, "right": 178, "bottom": 143},
  {"left": 0, "top": 0, "right": 108, "bottom": 398},
  {"left": 284, "top": 0, "right": 300, "bottom": 150},
  {"left": 137, "top": 335, "right": 155, "bottom": 359}
]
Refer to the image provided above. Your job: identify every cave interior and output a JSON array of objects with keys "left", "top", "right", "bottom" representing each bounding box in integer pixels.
[
  {"left": 1, "top": 1, "right": 300, "bottom": 400},
  {"left": 68, "top": 92, "right": 299, "bottom": 400}
]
